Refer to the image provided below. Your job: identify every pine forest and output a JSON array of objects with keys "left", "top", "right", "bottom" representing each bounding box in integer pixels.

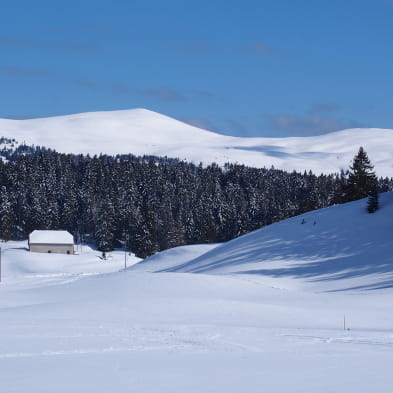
[{"left": 0, "top": 145, "right": 391, "bottom": 258}]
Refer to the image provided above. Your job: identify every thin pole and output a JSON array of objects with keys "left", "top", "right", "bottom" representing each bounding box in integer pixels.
[{"left": 124, "top": 235, "right": 129, "bottom": 270}]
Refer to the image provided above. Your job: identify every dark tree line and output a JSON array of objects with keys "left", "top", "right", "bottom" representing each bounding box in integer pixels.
[{"left": 0, "top": 147, "right": 391, "bottom": 257}]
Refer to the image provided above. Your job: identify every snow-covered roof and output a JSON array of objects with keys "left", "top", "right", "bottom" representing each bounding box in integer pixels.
[{"left": 29, "top": 230, "right": 74, "bottom": 245}]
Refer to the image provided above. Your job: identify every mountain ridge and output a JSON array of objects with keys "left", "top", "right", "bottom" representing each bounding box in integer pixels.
[{"left": 1, "top": 108, "right": 392, "bottom": 176}]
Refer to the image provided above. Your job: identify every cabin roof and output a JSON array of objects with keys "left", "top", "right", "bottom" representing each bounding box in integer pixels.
[{"left": 29, "top": 230, "right": 74, "bottom": 244}]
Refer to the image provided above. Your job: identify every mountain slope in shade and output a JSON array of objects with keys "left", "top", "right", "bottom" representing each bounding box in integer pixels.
[
  {"left": 135, "top": 192, "right": 393, "bottom": 292},
  {"left": 1, "top": 108, "right": 393, "bottom": 176}
]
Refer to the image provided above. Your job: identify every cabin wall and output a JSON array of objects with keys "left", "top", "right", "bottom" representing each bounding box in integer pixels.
[{"left": 29, "top": 244, "right": 74, "bottom": 254}]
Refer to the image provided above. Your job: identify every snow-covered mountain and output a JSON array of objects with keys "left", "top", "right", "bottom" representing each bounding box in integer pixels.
[
  {"left": 134, "top": 192, "right": 393, "bottom": 292},
  {"left": 1, "top": 108, "right": 392, "bottom": 176}
]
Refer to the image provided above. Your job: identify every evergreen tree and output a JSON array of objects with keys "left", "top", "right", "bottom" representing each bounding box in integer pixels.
[
  {"left": 367, "top": 193, "right": 379, "bottom": 213},
  {"left": 0, "top": 186, "right": 14, "bottom": 241},
  {"left": 347, "top": 147, "right": 378, "bottom": 202},
  {"left": 95, "top": 197, "right": 116, "bottom": 252},
  {"left": 332, "top": 170, "right": 350, "bottom": 204}
]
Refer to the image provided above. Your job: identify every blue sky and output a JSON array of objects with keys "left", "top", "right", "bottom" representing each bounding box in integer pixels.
[{"left": 1, "top": 0, "right": 393, "bottom": 137}]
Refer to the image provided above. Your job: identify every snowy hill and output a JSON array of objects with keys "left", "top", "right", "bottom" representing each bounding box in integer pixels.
[
  {"left": 134, "top": 192, "right": 393, "bottom": 292},
  {"left": 1, "top": 108, "right": 393, "bottom": 176},
  {"left": 1, "top": 197, "right": 393, "bottom": 391}
]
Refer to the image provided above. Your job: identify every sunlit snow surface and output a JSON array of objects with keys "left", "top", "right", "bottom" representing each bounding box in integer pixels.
[
  {"left": 1, "top": 195, "right": 393, "bottom": 392},
  {"left": 1, "top": 108, "right": 393, "bottom": 176}
]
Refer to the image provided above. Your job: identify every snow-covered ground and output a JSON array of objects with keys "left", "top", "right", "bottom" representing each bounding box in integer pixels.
[
  {"left": 1, "top": 108, "right": 393, "bottom": 176},
  {"left": 1, "top": 195, "right": 393, "bottom": 392},
  {"left": 143, "top": 192, "right": 393, "bottom": 292}
]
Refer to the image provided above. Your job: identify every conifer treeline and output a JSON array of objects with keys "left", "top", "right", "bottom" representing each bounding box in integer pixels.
[{"left": 0, "top": 150, "right": 391, "bottom": 257}]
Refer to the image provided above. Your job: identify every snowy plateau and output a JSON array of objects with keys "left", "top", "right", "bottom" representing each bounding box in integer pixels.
[
  {"left": 1, "top": 108, "right": 393, "bottom": 176},
  {"left": 1, "top": 193, "right": 393, "bottom": 392}
]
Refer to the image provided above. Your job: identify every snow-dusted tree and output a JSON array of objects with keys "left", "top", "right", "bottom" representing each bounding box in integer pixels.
[
  {"left": 95, "top": 197, "right": 116, "bottom": 251},
  {"left": 332, "top": 170, "right": 350, "bottom": 204},
  {"left": 0, "top": 186, "right": 14, "bottom": 241}
]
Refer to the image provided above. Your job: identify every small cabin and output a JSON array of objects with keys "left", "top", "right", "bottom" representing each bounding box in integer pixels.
[{"left": 28, "top": 230, "right": 75, "bottom": 254}]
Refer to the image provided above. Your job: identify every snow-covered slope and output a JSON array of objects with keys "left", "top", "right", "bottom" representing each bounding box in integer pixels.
[
  {"left": 131, "top": 243, "right": 220, "bottom": 273},
  {"left": 1, "top": 108, "right": 393, "bottom": 176},
  {"left": 1, "top": 234, "right": 393, "bottom": 392},
  {"left": 1, "top": 197, "right": 393, "bottom": 392},
  {"left": 135, "top": 192, "right": 393, "bottom": 292}
]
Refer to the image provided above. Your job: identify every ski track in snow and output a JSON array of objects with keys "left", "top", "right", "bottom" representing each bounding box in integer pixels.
[{"left": 2, "top": 325, "right": 393, "bottom": 361}]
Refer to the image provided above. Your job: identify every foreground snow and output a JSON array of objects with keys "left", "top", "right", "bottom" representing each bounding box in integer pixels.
[
  {"left": 2, "top": 270, "right": 393, "bottom": 393},
  {"left": 1, "top": 108, "right": 393, "bottom": 176},
  {"left": 1, "top": 203, "right": 393, "bottom": 393}
]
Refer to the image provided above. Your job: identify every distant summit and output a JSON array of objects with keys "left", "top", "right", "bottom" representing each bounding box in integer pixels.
[{"left": 0, "top": 108, "right": 392, "bottom": 176}]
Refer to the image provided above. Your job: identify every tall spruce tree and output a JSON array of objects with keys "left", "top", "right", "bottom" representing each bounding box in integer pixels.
[
  {"left": 347, "top": 147, "right": 378, "bottom": 202},
  {"left": 95, "top": 197, "right": 116, "bottom": 252}
]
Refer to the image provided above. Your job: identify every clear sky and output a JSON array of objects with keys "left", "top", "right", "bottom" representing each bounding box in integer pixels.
[{"left": 1, "top": 0, "right": 393, "bottom": 137}]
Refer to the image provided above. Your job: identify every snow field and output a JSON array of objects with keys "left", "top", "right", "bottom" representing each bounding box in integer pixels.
[
  {"left": 1, "top": 194, "right": 393, "bottom": 392},
  {"left": 1, "top": 265, "right": 393, "bottom": 393}
]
